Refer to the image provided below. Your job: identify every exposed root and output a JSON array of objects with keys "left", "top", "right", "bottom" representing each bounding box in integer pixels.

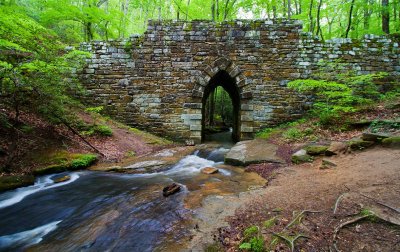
[
  {"left": 284, "top": 210, "right": 322, "bottom": 230},
  {"left": 333, "top": 193, "right": 346, "bottom": 215},
  {"left": 273, "top": 232, "right": 309, "bottom": 252},
  {"left": 332, "top": 208, "right": 400, "bottom": 251},
  {"left": 359, "top": 192, "right": 400, "bottom": 213},
  {"left": 333, "top": 214, "right": 372, "bottom": 241}
]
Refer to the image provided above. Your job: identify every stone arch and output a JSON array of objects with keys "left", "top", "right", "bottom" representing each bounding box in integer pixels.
[{"left": 189, "top": 57, "right": 254, "bottom": 143}]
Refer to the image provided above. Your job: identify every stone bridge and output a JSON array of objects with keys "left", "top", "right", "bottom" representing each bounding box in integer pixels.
[{"left": 79, "top": 19, "right": 399, "bottom": 143}]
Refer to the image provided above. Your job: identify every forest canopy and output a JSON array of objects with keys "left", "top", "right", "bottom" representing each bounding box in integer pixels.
[{"left": 0, "top": 0, "right": 398, "bottom": 44}]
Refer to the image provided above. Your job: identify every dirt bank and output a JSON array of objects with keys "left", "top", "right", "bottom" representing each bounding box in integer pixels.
[{"left": 188, "top": 147, "right": 400, "bottom": 251}]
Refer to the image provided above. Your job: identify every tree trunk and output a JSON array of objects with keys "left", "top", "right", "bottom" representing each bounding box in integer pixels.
[
  {"left": 299, "top": 0, "right": 302, "bottom": 14},
  {"left": 382, "top": 0, "right": 390, "bottom": 34},
  {"left": 216, "top": 0, "right": 219, "bottom": 21},
  {"left": 283, "top": 0, "right": 287, "bottom": 18},
  {"left": 223, "top": 0, "right": 230, "bottom": 20},
  {"left": 209, "top": 89, "right": 215, "bottom": 126},
  {"left": 316, "top": 0, "right": 323, "bottom": 40},
  {"left": 185, "top": 0, "right": 191, "bottom": 20},
  {"left": 288, "top": 0, "right": 291, "bottom": 19},
  {"left": 86, "top": 22, "right": 93, "bottom": 41},
  {"left": 363, "top": 0, "right": 370, "bottom": 30},
  {"left": 211, "top": 0, "right": 215, "bottom": 21},
  {"left": 345, "top": 0, "right": 355, "bottom": 38},
  {"left": 308, "top": 0, "right": 314, "bottom": 33}
]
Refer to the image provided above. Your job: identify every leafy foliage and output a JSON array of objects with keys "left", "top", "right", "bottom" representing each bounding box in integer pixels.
[
  {"left": 239, "top": 225, "right": 265, "bottom": 252},
  {"left": 288, "top": 62, "right": 389, "bottom": 126},
  {"left": 2, "top": 0, "right": 399, "bottom": 43},
  {"left": 0, "top": 6, "right": 90, "bottom": 126}
]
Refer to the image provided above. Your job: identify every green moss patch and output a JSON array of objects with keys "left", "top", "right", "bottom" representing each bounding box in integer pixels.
[
  {"left": 382, "top": 136, "right": 400, "bottom": 149},
  {"left": 34, "top": 152, "right": 97, "bottom": 175},
  {"left": 305, "top": 145, "right": 329, "bottom": 155},
  {"left": 0, "top": 175, "right": 35, "bottom": 192}
]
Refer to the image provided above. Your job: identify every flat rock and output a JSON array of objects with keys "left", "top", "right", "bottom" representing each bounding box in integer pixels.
[
  {"left": 53, "top": 175, "right": 71, "bottom": 183},
  {"left": 224, "top": 139, "right": 284, "bottom": 166},
  {"left": 125, "top": 160, "right": 166, "bottom": 170},
  {"left": 305, "top": 145, "right": 329, "bottom": 155},
  {"left": 320, "top": 159, "right": 337, "bottom": 169},
  {"left": 348, "top": 139, "right": 375, "bottom": 150},
  {"left": 361, "top": 132, "right": 390, "bottom": 143},
  {"left": 326, "top": 141, "right": 348, "bottom": 156},
  {"left": 201, "top": 167, "right": 219, "bottom": 174}
]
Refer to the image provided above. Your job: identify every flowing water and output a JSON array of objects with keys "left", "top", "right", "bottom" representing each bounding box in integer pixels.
[{"left": 0, "top": 147, "right": 256, "bottom": 252}]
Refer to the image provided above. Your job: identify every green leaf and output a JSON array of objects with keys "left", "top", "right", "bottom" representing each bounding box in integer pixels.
[{"left": 239, "top": 242, "right": 252, "bottom": 249}]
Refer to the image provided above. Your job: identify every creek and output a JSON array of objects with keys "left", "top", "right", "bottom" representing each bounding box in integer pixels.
[{"left": 0, "top": 143, "right": 264, "bottom": 251}]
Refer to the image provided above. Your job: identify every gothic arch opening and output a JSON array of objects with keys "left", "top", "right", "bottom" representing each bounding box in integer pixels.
[{"left": 202, "top": 70, "right": 241, "bottom": 143}]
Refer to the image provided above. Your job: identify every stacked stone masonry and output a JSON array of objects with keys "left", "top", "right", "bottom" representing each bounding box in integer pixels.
[{"left": 79, "top": 19, "right": 400, "bottom": 143}]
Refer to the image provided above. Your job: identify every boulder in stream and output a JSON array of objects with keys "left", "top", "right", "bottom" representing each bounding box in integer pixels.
[
  {"left": 163, "top": 183, "right": 181, "bottom": 197},
  {"left": 201, "top": 167, "right": 219, "bottom": 174},
  {"left": 53, "top": 175, "right": 71, "bottom": 183},
  {"left": 224, "top": 139, "right": 284, "bottom": 166}
]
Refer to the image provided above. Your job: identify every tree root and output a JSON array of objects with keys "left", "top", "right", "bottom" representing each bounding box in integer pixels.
[
  {"left": 273, "top": 232, "right": 309, "bottom": 252},
  {"left": 332, "top": 214, "right": 373, "bottom": 242},
  {"left": 333, "top": 193, "right": 346, "bottom": 215},
  {"left": 284, "top": 210, "right": 322, "bottom": 230},
  {"left": 332, "top": 209, "right": 400, "bottom": 251},
  {"left": 359, "top": 192, "right": 400, "bottom": 213}
]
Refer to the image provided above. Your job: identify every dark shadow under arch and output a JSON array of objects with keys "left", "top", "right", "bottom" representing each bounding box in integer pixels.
[{"left": 201, "top": 70, "right": 241, "bottom": 143}]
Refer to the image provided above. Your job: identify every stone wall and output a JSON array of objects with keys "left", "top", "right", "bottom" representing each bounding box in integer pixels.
[{"left": 79, "top": 19, "right": 400, "bottom": 143}]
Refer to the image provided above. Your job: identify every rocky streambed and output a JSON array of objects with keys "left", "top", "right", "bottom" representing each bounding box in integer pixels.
[{"left": 0, "top": 145, "right": 266, "bottom": 251}]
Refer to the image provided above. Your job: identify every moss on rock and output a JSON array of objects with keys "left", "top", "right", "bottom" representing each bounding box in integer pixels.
[
  {"left": 305, "top": 145, "right": 329, "bottom": 155},
  {"left": 34, "top": 153, "right": 97, "bottom": 175},
  {"left": 0, "top": 175, "right": 35, "bottom": 192},
  {"left": 291, "top": 149, "right": 313, "bottom": 164},
  {"left": 382, "top": 136, "right": 400, "bottom": 149},
  {"left": 348, "top": 139, "right": 375, "bottom": 150}
]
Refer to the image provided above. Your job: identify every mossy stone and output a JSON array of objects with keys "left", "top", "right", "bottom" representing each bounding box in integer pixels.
[
  {"left": 361, "top": 132, "right": 389, "bottom": 143},
  {"left": 305, "top": 145, "right": 329, "bottom": 155},
  {"left": 34, "top": 153, "right": 97, "bottom": 175},
  {"left": 0, "top": 175, "right": 35, "bottom": 192},
  {"left": 382, "top": 136, "right": 400, "bottom": 149},
  {"left": 348, "top": 140, "right": 375, "bottom": 150},
  {"left": 291, "top": 149, "right": 313, "bottom": 164},
  {"left": 34, "top": 164, "right": 68, "bottom": 176}
]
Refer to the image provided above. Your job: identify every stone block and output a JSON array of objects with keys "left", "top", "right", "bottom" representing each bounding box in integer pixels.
[
  {"left": 190, "top": 125, "right": 201, "bottom": 131},
  {"left": 241, "top": 104, "right": 254, "bottom": 111},
  {"left": 241, "top": 127, "right": 253, "bottom": 133}
]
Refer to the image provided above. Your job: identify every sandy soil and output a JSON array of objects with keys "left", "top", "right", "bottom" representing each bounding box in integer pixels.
[{"left": 186, "top": 146, "right": 400, "bottom": 251}]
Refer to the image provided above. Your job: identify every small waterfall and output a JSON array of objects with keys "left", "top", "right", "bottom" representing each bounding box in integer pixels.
[
  {"left": 0, "top": 173, "right": 80, "bottom": 209},
  {"left": 0, "top": 220, "right": 62, "bottom": 250}
]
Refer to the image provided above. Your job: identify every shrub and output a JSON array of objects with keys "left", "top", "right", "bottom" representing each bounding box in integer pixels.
[
  {"left": 70, "top": 154, "right": 97, "bottom": 169},
  {"left": 85, "top": 106, "right": 104, "bottom": 114},
  {"left": 80, "top": 124, "right": 113, "bottom": 137},
  {"left": 239, "top": 226, "right": 265, "bottom": 252},
  {"left": 288, "top": 61, "right": 389, "bottom": 127},
  {"left": 282, "top": 128, "right": 304, "bottom": 141},
  {"left": 94, "top": 125, "right": 113, "bottom": 136}
]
